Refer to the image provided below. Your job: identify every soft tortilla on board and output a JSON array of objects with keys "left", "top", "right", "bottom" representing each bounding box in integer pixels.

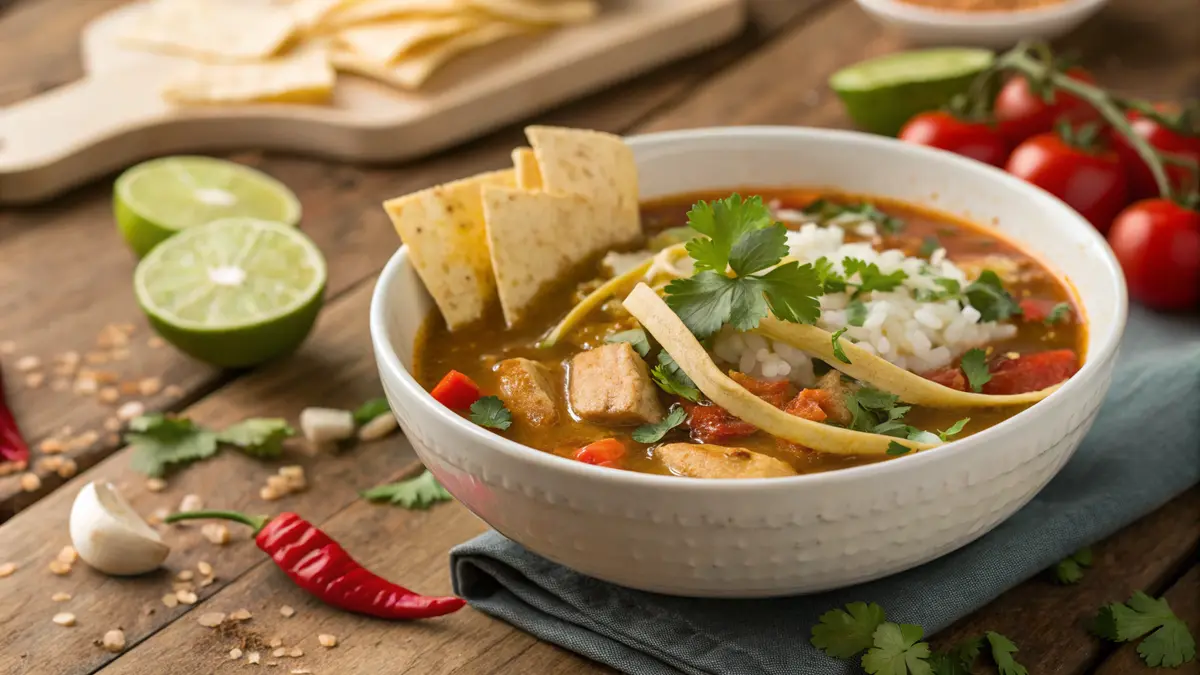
[{"left": 383, "top": 169, "right": 515, "bottom": 330}]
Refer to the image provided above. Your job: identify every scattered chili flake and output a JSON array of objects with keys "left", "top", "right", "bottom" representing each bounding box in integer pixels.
[
  {"left": 202, "top": 523, "right": 231, "bottom": 545},
  {"left": 15, "top": 356, "right": 40, "bottom": 372},
  {"left": 318, "top": 634, "right": 338, "bottom": 648},
  {"left": 229, "top": 648, "right": 243, "bottom": 660},
  {"left": 51, "top": 592, "right": 71, "bottom": 602},
  {"left": 280, "top": 605, "right": 296, "bottom": 618},
  {"left": 102, "top": 629, "right": 126, "bottom": 653},
  {"left": 198, "top": 612, "right": 226, "bottom": 627},
  {"left": 98, "top": 387, "right": 120, "bottom": 404},
  {"left": 57, "top": 546, "right": 78, "bottom": 564},
  {"left": 162, "top": 594, "right": 179, "bottom": 608},
  {"left": 52, "top": 612, "right": 76, "bottom": 627},
  {"left": 0, "top": 562, "right": 16, "bottom": 578},
  {"left": 177, "top": 570, "right": 194, "bottom": 582},
  {"left": 20, "top": 472, "right": 41, "bottom": 493},
  {"left": 24, "top": 373, "right": 45, "bottom": 389},
  {"left": 56, "top": 459, "right": 77, "bottom": 479},
  {"left": 197, "top": 561, "right": 213, "bottom": 576},
  {"left": 145, "top": 478, "right": 166, "bottom": 492},
  {"left": 39, "top": 438, "right": 65, "bottom": 454},
  {"left": 229, "top": 608, "right": 252, "bottom": 621},
  {"left": 48, "top": 560, "right": 72, "bottom": 575}
]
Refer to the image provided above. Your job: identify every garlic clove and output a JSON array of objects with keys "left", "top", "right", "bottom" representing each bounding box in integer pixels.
[
  {"left": 70, "top": 480, "right": 170, "bottom": 576},
  {"left": 299, "top": 407, "right": 355, "bottom": 445}
]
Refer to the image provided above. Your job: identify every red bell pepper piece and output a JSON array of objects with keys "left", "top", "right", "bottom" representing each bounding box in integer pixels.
[
  {"left": 575, "top": 438, "right": 625, "bottom": 465},
  {"left": 430, "top": 370, "right": 481, "bottom": 410},
  {"left": 983, "top": 349, "right": 1080, "bottom": 395},
  {"left": 0, "top": 364, "right": 30, "bottom": 464}
]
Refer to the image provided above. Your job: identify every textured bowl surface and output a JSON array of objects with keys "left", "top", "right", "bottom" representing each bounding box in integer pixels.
[
  {"left": 370, "top": 126, "right": 1126, "bottom": 598},
  {"left": 853, "top": 0, "right": 1109, "bottom": 48}
]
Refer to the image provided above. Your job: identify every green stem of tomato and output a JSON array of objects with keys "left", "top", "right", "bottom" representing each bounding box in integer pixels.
[{"left": 997, "top": 49, "right": 1175, "bottom": 201}]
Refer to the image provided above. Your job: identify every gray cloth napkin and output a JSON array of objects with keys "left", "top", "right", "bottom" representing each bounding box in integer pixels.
[{"left": 450, "top": 309, "right": 1200, "bottom": 675}]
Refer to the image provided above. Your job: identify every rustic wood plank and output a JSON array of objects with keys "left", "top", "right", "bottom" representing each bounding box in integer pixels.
[
  {"left": 1094, "top": 564, "right": 1200, "bottom": 675},
  {"left": 0, "top": 0, "right": 829, "bottom": 519}
]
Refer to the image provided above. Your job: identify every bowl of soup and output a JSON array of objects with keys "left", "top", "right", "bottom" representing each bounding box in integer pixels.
[{"left": 370, "top": 125, "right": 1126, "bottom": 597}]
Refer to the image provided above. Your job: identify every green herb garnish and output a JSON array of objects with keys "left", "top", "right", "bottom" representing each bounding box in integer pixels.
[
  {"left": 352, "top": 398, "right": 391, "bottom": 426},
  {"left": 216, "top": 418, "right": 294, "bottom": 458},
  {"left": 846, "top": 387, "right": 910, "bottom": 434},
  {"left": 663, "top": 195, "right": 823, "bottom": 338},
  {"left": 965, "top": 270, "right": 1021, "bottom": 322},
  {"left": 919, "top": 236, "right": 941, "bottom": 258},
  {"left": 1044, "top": 302, "right": 1071, "bottom": 326},
  {"left": 128, "top": 414, "right": 219, "bottom": 477},
  {"left": 844, "top": 258, "right": 908, "bottom": 297},
  {"left": 938, "top": 418, "right": 970, "bottom": 442},
  {"left": 862, "top": 623, "right": 932, "bottom": 674},
  {"left": 813, "top": 256, "right": 848, "bottom": 293},
  {"left": 651, "top": 351, "right": 701, "bottom": 402},
  {"left": 985, "top": 632, "right": 1029, "bottom": 675},
  {"left": 1053, "top": 547, "right": 1093, "bottom": 585},
  {"left": 632, "top": 405, "right": 687, "bottom": 443},
  {"left": 960, "top": 349, "right": 992, "bottom": 393},
  {"left": 831, "top": 328, "right": 852, "bottom": 364},
  {"left": 846, "top": 300, "right": 868, "bottom": 327},
  {"left": 803, "top": 200, "right": 905, "bottom": 234},
  {"left": 469, "top": 396, "right": 512, "bottom": 430},
  {"left": 361, "top": 469, "right": 453, "bottom": 509},
  {"left": 1093, "top": 592, "right": 1196, "bottom": 668},
  {"left": 605, "top": 328, "right": 651, "bottom": 357},
  {"left": 811, "top": 602, "right": 888, "bottom": 659},
  {"left": 886, "top": 441, "right": 913, "bottom": 456}
]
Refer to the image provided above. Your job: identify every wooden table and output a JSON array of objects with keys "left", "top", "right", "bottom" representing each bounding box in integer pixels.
[{"left": 1, "top": 1, "right": 1197, "bottom": 673}]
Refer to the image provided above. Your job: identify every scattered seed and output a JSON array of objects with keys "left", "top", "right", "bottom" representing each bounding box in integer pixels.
[
  {"left": 98, "top": 387, "right": 120, "bottom": 404},
  {"left": 56, "top": 459, "right": 77, "bottom": 479},
  {"left": 145, "top": 477, "right": 167, "bottom": 492},
  {"left": 138, "top": 377, "right": 162, "bottom": 396},
  {"left": 0, "top": 460, "right": 28, "bottom": 476},
  {"left": 51, "top": 592, "right": 71, "bottom": 602},
  {"left": 291, "top": 670, "right": 313, "bottom": 675},
  {"left": 272, "top": 647, "right": 287, "bottom": 658},
  {"left": 0, "top": 562, "right": 16, "bottom": 578},
  {"left": 179, "top": 494, "right": 203, "bottom": 513},
  {"left": 247, "top": 651, "right": 261, "bottom": 665},
  {"left": 93, "top": 370, "right": 119, "bottom": 385},
  {"left": 19, "top": 472, "right": 41, "bottom": 492},
  {"left": 48, "top": 560, "right": 72, "bottom": 575},
  {"left": 197, "top": 561, "right": 213, "bottom": 576},
  {"left": 38, "top": 438, "right": 66, "bottom": 454},
  {"left": 102, "top": 629, "right": 126, "bottom": 653},
  {"left": 268, "top": 638, "right": 283, "bottom": 648},
  {"left": 103, "top": 417, "right": 122, "bottom": 432},
  {"left": 201, "top": 523, "right": 230, "bottom": 544},
  {"left": 266, "top": 475, "right": 290, "bottom": 492},
  {"left": 357, "top": 411, "right": 399, "bottom": 441},
  {"left": 116, "top": 401, "right": 144, "bottom": 421},
  {"left": 198, "top": 612, "right": 226, "bottom": 627},
  {"left": 147, "top": 508, "right": 170, "bottom": 525},
  {"left": 287, "top": 647, "right": 303, "bottom": 657},
  {"left": 57, "top": 546, "right": 78, "bottom": 564},
  {"left": 199, "top": 576, "right": 215, "bottom": 587},
  {"left": 37, "top": 457, "right": 63, "bottom": 473},
  {"left": 118, "top": 381, "right": 140, "bottom": 396},
  {"left": 24, "top": 372, "right": 45, "bottom": 389},
  {"left": 176, "top": 590, "right": 197, "bottom": 605},
  {"left": 73, "top": 377, "right": 99, "bottom": 395},
  {"left": 162, "top": 594, "right": 179, "bottom": 608},
  {"left": 229, "top": 608, "right": 252, "bottom": 621},
  {"left": 148, "top": 336, "right": 166, "bottom": 349},
  {"left": 65, "top": 430, "right": 99, "bottom": 451},
  {"left": 52, "top": 612, "right": 76, "bottom": 627},
  {"left": 173, "top": 581, "right": 195, "bottom": 592},
  {"left": 176, "top": 570, "right": 194, "bottom": 581},
  {"left": 229, "top": 648, "right": 244, "bottom": 660},
  {"left": 260, "top": 486, "right": 282, "bottom": 502},
  {"left": 318, "top": 634, "right": 337, "bottom": 648},
  {"left": 0, "top": 340, "right": 15, "bottom": 354},
  {"left": 16, "top": 356, "right": 41, "bottom": 372},
  {"left": 164, "top": 384, "right": 184, "bottom": 398},
  {"left": 279, "top": 605, "right": 295, "bottom": 618}
]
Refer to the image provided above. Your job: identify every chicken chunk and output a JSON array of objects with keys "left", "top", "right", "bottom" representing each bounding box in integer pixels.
[
  {"left": 814, "top": 370, "right": 854, "bottom": 426},
  {"left": 495, "top": 358, "right": 559, "bottom": 427},
  {"left": 568, "top": 343, "right": 664, "bottom": 425},
  {"left": 656, "top": 443, "right": 796, "bottom": 479}
]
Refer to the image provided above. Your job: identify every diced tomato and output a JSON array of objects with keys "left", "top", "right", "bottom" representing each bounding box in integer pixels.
[
  {"left": 431, "top": 370, "right": 481, "bottom": 410},
  {"left": 575, "top": 438, "right": 626, "bottom": 465},
  {"left": 783, "top": 388, "right": 831, "bottom": 423},
  {"left": 729, "top": 372, "right": 793, "bottom": 408},
  {"left": 1018, "top": 298, "right": 1058, "bottom": 323},
  {"left": 983, "top": 350, "right": 1080, "bottom": 395},
  {"left": 922, "top": 366, "right": 968, "bottom": 391},
  {"left": 684, "top": 402, "right": 758, "bottom": 444}
]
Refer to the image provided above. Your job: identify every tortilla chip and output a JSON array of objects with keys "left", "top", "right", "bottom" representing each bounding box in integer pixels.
[
  {"left": 511, "top": 147, "right": 542, "bottom": 190},
  {"left": 483, "top": 186, "right": 633, "bottom": 327},
  {"left": 162, "top": 47, "right": 336, "bottom": 105},
  {"left": 622, "top": 284, "right": 936, "bottom": 456},
  {"left": 335, "top": 16, "right": 481, "bottom": 63},
  {"left": 465, "top": 0, "right": 599, "bottom": 24},
  {"left": 384, "top": 170, "right": 516, "bottom": 330},
  {"left": 121, "top": 0, "right": 298, "bottom": 61},
  {"left": 524, "top": 125, "right": 640, "bottom": 240},
  {"left": 332, "top": 20, "right": 529, "bottom": 89}
]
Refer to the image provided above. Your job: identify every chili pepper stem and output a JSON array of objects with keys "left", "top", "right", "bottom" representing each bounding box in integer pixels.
[
  {"left": 997, "top": 48, "right": 1175, "bottom": 200},
  {"left": 164, "top": 510, "right": 269, "bottom": 533}
]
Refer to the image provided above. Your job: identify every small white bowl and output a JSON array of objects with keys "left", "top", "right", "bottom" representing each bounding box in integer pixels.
[
  {"left": 854, "top": 0, "right": 1109, "bottom": 48},
  {"left": 370, "top": 127, "right": 1126, "bottom": 598}
]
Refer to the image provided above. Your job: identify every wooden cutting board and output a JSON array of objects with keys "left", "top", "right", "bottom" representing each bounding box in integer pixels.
[{"left": 0, "top": 0, "right": 745, "bottom": 205}]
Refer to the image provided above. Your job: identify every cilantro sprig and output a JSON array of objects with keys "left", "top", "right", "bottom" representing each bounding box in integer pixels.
[
  {"left": 361, "top": 469, "right": 453, "bottom": 509},
  {"left": 803, "top": 199, "right": 905, "bottom": 234},
  {"left": 469, "top": 396, "right": 513, "bottom": 430},
  {"left": 128, "top": 413, "right": 297, "bottom": 476},
  {"left": 632, "top": 405, "right": 687, "bottom": 444},
  {"left": 651, "top": 352, "right": 701, "bottom": 402},
  {"left": 831, "top": 328, "right": 852, "bottom": 364},
  {"left": 960, "top": 349, "right": 992, "bottom": 393},
  {"left": 965, "top": 271, "right": 1021, "bottom": 322},
  {"left": 605, "top": 328, "right": 651, "bottom": 357},
  {"left": 663, "top": 195, "right": 822, "bottom": 339},
  {"left": 1093, "top": 592, "right": 1196, "bottom": 668},
  {"left": 1044, "top": 302, "right": 1071, "bottom": 326},
  {"left": 1053, "top": 547, "right": 1093, "bottom": 584}
]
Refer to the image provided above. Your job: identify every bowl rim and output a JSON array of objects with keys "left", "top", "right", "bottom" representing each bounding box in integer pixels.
[
  {"left": 370, "top": 125, "right": 1127, "bottom": 492},
  {"left": 853, "top": 0, "right": 1108, "bottom": 28}
]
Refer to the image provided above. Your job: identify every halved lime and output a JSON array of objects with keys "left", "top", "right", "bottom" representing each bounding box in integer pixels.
[
  {"left": 134, "top": 218, "right": 326, "bottom": 368},
  {"left": 830, "top": 48, "right": 995, "bottom": 137},
  {"left": 114, "top": 156, "right": 302, "bottom": 257}
]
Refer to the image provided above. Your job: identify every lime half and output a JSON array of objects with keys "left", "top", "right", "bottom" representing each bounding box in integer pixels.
[
  {"left": 115, "top": 156, "right": 302, "bottom": 257},
  {"left": 830, "top": 48, "right": 995, "bottom": 136},
  {"left": 134, "top": 218, "right": 326, "bottom": 368}
]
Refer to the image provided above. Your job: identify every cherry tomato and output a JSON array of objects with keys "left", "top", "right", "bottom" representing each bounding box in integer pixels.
[
  {"left": 1107, "top": 199, "right": 1200, "bottom": 310},
  {"left": 1111, "top": 110, "right": 1200, "bottom": 201},
  {"left": 994, "top": 67, "right": 1098, "bottom": 146},
  {"left": 1006, "top": 132, "right": 1128, "bottom": 232},
  {"left": 899, "top": 112, "right": 1010, "bottom": 167}
]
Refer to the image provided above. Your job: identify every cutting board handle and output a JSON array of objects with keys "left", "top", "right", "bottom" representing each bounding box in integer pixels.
[{"left": 0, "top": 67, "right": 176, "bottom": 204}]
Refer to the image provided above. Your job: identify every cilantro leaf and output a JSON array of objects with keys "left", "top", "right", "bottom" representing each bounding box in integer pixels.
[
  {"left": 217, "top": 418, "right": 294, "bottom": 458},
  {"left": 887, "top": 441, "right": 913, "bottom": 456},
  {"left": 729, "top": 223, "right": 788, "bottom": 275},
  {"left": 928, "top": 653, "right": 970, "bottom": 675},
  {"left": 919, "top": 236, "right": 941, "bottom": 258},
  {"left": 862, "top": 623, "right": 933, "bottom": 675},
  {"left": 1044, "top": 302, "right": 1071, "bottom": 326},
  {"left": 938, "top": 418, "right": 970, "bottom": 442},
  {"left": 1093, "top": 592, "right": 1196, "bottom": 668},
  {"left": 813, "top": 257, "right": 848, "bottom": 293},
  {"left": 360, "top": 469, "right": 452, "bottom": 509},
  {"left": 605, "top": 328, "right": 651, "bottom": 357},
  {"left": 632, "top": 405, "right": 687, "bottom": 444},
  {"left": 929, "top": 638, "right": 982, "bottom": 675},
  {"left": 127, "top": 414, "right": 219, "bottom": 477},
  {"left": 469, "top": 396, "right": 512, "bottom": 430},
  {"left": 684, "top": 194, "right": 774, "bottom": 272},
  {"left": 1052, "top": 547, "right": 1093, "bottom": 585},
  {"left": 846, "top": 300, "right": 868, "bottom": 327},
  {"left": 985, "top": 632, "right": 1028, "bottom": 675},
  {"left": 352, "top": 398, "right": 391, "bottom": 426},
  {"left": 652, "top": 352, "right": 701, "bottom": 402},
  {"left": 728, "top": 277, "right": 771, "bottom": 332},
  {"left": 965, "top": 270, "right": 1021, "bottom": 322},
  {"left": 935, "top": 278, "right": 961, "bottom": 295},
  {"left": 664, "top": 272, "right": 737, "bottom": 339},
  {"left": 831, "top": 328, "right": 852, "bottom": 364},
  {"left": 960, "top": 349, "right": 992, "bottom": 393},
  {"left": 804, "top": 200, "right": 905, "bottom": 234},
  {"left": 845, "top": 387, "right": 908, "bottom": 433},
  {"left": 811, "top": 602, "right": 887, "bottom": 659},
  {"left": 844, "top": 258, "right": 908, "bottom": 296},
  {"left": 755, "top": 261, "right": 823, "bottom": 325}
]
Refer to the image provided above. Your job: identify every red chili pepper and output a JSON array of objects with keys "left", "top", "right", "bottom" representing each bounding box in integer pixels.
[
  {"left": 0, "top": 365, "right": 30, "bottom": 464},
  {"left": 164, "top": 510, "right": 465, "bottom": 620},
  {"left": 430, "top": 370, "right": 481, "bottom": 410}
]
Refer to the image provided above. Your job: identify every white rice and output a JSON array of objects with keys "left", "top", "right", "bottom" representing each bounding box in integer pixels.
[{"left": 712, "top": 223, "right": 1017, "bottom": 387}]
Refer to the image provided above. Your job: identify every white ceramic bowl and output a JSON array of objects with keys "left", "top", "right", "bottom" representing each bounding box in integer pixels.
[
  {"left": 854, "top": 0, "right": 1109, "bottom": 48},
  {"left": 370, "top": 126, "right": 1126, "bottom": 598}
]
